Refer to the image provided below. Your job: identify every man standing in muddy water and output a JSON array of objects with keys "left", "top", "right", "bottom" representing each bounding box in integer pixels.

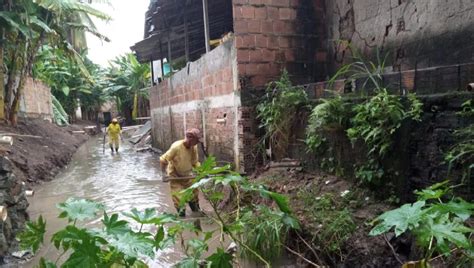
[
  {"left": 106, "top": 118, "right": 122, "bottom": 153},
  {"left": 160, "top": 128, "right": 203, "bottom": 217}
]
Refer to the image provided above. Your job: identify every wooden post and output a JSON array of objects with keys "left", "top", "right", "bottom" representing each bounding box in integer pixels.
[
  {"left": 167, "top": 34, "right": 173, "bottom": 71},
  {"left": 202, "top": 0, "right": 210, "bottom": 53},
  {"left": 159, "top": 40, "right": 165, "bottom": 78},
  {"left": 184, "top": 9, "right": 190, "bottom": 62},
  {"left": 150, "top": 62, "right": 155, "bottom": 85}
]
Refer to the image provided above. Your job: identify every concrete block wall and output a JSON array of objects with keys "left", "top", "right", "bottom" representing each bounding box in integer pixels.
[
  {"left": 326, "top": 0, "right": 474, "bottom": 73},
  {"left": 19, "top": 78, "right": 53, "bottom": 121},
  {"left": 149, "top": 40, "right": 243, "bottom": 169}
]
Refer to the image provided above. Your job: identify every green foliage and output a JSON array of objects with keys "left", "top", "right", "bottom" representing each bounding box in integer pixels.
[
  {"left": 105, "top": 53, "right": 151, "bottom": 122},
  {"left": 178, "top": 156, "right": 300, "bottom": 266},
  {"left": 256, "top": 69, "right": 308, "bottom": 160},
  {"left": 445, "top": 100, "right": 474, "bottom": 182},
  {"left": 305, "top": 95, "right": 351, "bottom": 152},
  {"left": 370, "top": 182, "right": 474, "bottom": 261},
  {"left": 347, "top": 89, "right": 423, "bottom": 184},
  {"left": 296, "top": 191, "right": 356, "bottom": 255},
  {"left": 57, "top": 198, "right": 105, "bottom": 222},
  {"left": 17, "top": 215, "right": 46, "bottom": 254}
]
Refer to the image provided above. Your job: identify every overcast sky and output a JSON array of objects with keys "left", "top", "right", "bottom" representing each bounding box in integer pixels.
[{"left": 86, "top": 0, "right": 149, "bottom": 66}]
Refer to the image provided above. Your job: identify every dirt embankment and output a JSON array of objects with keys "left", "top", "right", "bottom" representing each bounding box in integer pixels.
[
  {"left": 249, "top": 168, "right": 407, "bottom": 267},
  {"left": 0, "top": 119, "right": 94, "bottom": 262},
  {"left": 0, "top": 119, "right": 93, "bottom": 184}
]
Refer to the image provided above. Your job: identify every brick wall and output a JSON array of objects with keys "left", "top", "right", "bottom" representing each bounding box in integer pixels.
[
  {"left": 326, "top": 0, "right": 474, "bottom": 73},
  {"left": 150, "top": 40, "right": 243, "bottom": 169},
  {"left": 232, "top": 0, "right": 327, "bottom": 171},
  {"left": 19, "top": 77, "right": 53, "bottom": 121},
  {"left": 233, "top": 0, "right": 327, "bottom": 88}
]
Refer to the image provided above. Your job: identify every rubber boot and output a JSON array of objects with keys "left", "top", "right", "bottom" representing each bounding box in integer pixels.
[
  {"left": 115, "top": 147, "right": 119, "bottom": 153},
  {"left": 110, "top": 146, "right": 114, "bottom": 153}
]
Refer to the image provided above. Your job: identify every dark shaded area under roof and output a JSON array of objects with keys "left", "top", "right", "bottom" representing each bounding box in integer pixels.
[{"left": 131, "top": 0, "right": 233, "bottom": 63}]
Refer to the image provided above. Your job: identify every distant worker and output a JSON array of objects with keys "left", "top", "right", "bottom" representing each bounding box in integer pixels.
[
  {"left": 160, "top": 128, "right": 202, "bottom": 217},
  {"left": 106, "top": 118, "right": 122, "bottom": 153}
]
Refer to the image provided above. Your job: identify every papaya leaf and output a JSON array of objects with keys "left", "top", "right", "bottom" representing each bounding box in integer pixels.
[
  {"left": 57, "top": 198, "right": 104, "bottom": 222},
  {"left": 206, "top": 248, "right": 233, "bottom": 268},
  {"left": 108, "top": 232, "right": 155, "bottom": 258},
  {"left": 17, "top": 215, "right": 46, "bottom": 254},
  {"left": 122, "top": 208, "right": 157, "bottom": 224},
  {"left": 429, "top": 198, "right": 474, "bottom": 221},
  {"left": 102, "top": 212, "right": 130, "bottom": 236},
  {"left": 370, "top": 201, "right": 425, "bottom": 237},
  {"left": 38, "top": 257, "right": 57, "bottom": 268}
]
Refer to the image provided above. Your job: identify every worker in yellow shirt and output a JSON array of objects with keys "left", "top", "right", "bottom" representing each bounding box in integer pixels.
[
  {"left": 106, "top": 118, "right": 122, "bottom": 153},
  {"left": 160, "top": 128, "right": 201, "bottom": 217}
]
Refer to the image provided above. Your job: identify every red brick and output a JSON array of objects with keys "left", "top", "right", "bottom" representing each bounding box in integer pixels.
[
  {"left": 233, "top": 7, "right": 243, "bottom": 19},
  {"left": 261, "top": 20, "right": 273, "bottom": 33},
  {"left": 256, "top": 35, "right": 268, "bottom": 48},
  {"left": 246, "top": 63, "right": 259, "bottom": 75},
  {"left": 257, "top": 63, "right": 270, "bottom": 74},
  {"left": 235, "top": 36, "right": 244, "bottom": 48},
  {"left": 267, "top": 7, "right": 278, "bottom": 19},
  {"left": 267, "top": 36, "right": 279, "bottom": 49},
  {"left": 289, "top": 0, "right": 300, "bottom": 7},
  {"left": 241, "top": 6, "right": 255, "bottom": 19},
  {"left": 249, "top": 49, "right": 262, "bottom": 62},
  {"left": 234, "top": 20, "right": 248, "bottom": 33},
  {"left": 242, "top": 34, "right": 256, "bottom": 48},
  {"left": 272, "top": 0, "right": 289, "bottom": 7},
  {"left": 279, "top": 8, "right": 293, "bottom": 20},
  {"left": 237, "top": 49, "right": 250, "bottom": 62},
  {"left": 250, "top": 75, "right": 269, "bottom": 87},
  {"left": 262, "top": 49, "right": 275, "bottom": 62},
  {"left": 315, "top": 51, "right": 327, "bottom": 62},
  {"left": 233, "top": 0, "right": 248, "bottom": 4},
  {"left": 248, "top": 20, "right": 261, "bottom": 33},
  {"left": 285, "top": 49, "right": 295, "bottom": 61},
  {"left": 278, "top": 37, "right": 290, "bottom": 47},
  {"left": 273, "top": 20, "right": 285, "bottom": 33},
  {"left": 255, "top": 7, "right": 267, "bottom": 19}
]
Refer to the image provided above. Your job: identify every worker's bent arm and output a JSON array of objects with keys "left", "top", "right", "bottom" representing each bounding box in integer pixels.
[{"left": 159, "top": 158, "right": 168, "bottom": 172}]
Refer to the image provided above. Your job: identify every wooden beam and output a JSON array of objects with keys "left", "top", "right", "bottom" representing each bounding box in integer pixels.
[
  {"left": 167, "top": 33, "right": 173, "bottom": 71},
  {"left": 160, "top": 40, "right": 165, "bottom": 78},
  {"left": 184, "top": 8, "right": 189, "bottom": 63},
  {"left": 202, "top": 0, "right": 210, "bottom": 53}
]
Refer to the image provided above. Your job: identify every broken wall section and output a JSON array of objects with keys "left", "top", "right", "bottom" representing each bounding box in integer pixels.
[
  {"left": 326, "top": 0, "right": 474, "bottom": 73},
  {"left": 19, "top": 78, "right": 53, "bottom": 121},
  {"left": 149, "top": 40, "right": 242, "bottom": 168}
]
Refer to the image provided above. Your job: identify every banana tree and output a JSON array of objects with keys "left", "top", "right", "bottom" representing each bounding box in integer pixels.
[
  {"left": 0, "top": 0, "right": 109, "bottom": 126},
  {"left": 105, "top": 54, "right": 151, "bottom": 125}
]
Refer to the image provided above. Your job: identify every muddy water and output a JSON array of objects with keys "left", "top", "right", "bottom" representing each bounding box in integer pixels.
[{"left": 23, "top": 137, "right": 183, "bottom": 267}]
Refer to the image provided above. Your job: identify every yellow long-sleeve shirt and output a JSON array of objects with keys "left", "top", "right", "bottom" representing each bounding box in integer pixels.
[
  {"left": 107, "top": 123, "right": 121, "bottom": 139},
  {"left": 160, "top": 140, "right": 200, "bottom": 177}
]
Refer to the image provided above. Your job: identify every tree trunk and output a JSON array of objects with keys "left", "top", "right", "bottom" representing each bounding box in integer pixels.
[
  {"left": 9, "top": 35, "right": 43, "bottom": 126},
  {"left": 4, "top": 36, "right": 22, "bottom": 119},
  {"left": 0, "top": 27, "right": 5, "bottom": 121}
]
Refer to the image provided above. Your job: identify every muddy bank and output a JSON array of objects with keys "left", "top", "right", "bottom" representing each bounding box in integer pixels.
[
  {"left": 0, "top": 119, "right": 95, "bottom": 262},
  {"left": 248, "top": 168, "right": 403, "bottom": 267},
  {"left": 0, "top": 119, "right": 93, "bottom": 184}
]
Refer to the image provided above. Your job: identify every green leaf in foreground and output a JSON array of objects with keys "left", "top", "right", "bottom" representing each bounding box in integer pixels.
[
  {"left": 108, "top": 232, "right": 155, "bottom": 258},
  {"left": 122, "top": 208, "right": 157, "bottom": 224},
  {"left": 370, "top": 201, "right": 425, "bottom": 237},
  {"left": 17, "top": 215, "right": 46, "bottom": 254},
  {"left": 206, "top": 248, "right": 233, "bottom": 268},
  {"left": 57, "top": 198, "right": 104, "bottom": 222}
]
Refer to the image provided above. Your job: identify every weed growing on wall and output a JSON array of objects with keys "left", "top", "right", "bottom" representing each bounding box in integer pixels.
[
  {"left": 257, "top": 69, "right": 309, "bottom": 160},
  {"left": 446, "top": 100, "right": 474, "bottom": 184},
  {"left": 347, "top": 90, "right": 423, "bottom": 184},
  {"left": 370, "top": 181, "right": 474, "bottom": 266}
]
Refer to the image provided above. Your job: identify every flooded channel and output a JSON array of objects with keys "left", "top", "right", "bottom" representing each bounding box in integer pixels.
[
  {"left": 23, "top": 136, "right": 183, "bottom": 267},
  {"left": 21, "top": 136, "right": 294, "bottom": 268}
]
